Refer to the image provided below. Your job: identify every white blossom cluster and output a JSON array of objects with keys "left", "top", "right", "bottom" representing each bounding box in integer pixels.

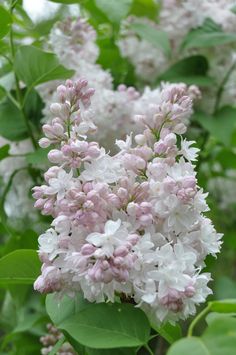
[
  {"left": 118, "top": 0, "right": 236, "bottom": 106},
  {"left": 33, "top": 79, "right": 222, "bottom": 324}
]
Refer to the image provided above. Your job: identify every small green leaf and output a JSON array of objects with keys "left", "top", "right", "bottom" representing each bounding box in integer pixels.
[
  {"left": 26, "top": 148, "right": 50, "bottom": 166},
  {"left": 60, "top": 302, "right": 150, "bottom": 349},
  {"left": 158, "top": 55, "right": 213, "bottom": 86},
  {"left": 0, "top": 5, "right": 12, "bottom": 39},
  {"left": 0, "top": 144, "right": 10, "bottom": 161},
  {"left": 95, "top": 0, "right": 133, "bottom": 23},
  {"left": 14, "top": 46, "right": 74, "bottom": 90},
  {"left": 130, "top": 22, "right": 171, "bottom": 58},
  {"left": 0, "top": 249, "right": 41, "bottom": 285}
]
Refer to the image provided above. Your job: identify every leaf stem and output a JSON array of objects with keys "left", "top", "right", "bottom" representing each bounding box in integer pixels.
[
  {"left": 187, "top": 303, "right": 212, "bottom": 337},
  {"left": 144, "top": 344, "right": 154, "bottom": 355},
  {"left": 9, "top": 1, "right": 37, "bottom": 149}
]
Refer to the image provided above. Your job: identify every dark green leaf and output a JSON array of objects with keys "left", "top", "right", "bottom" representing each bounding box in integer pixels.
[
  {"left": 14, "top": 46, "right": 74, "bottom": 90},
  {"left": 193, "top": 107, "right": 236, "bottom": 145},
  {"left": 0, "top": 144, "right": 10, "bottom": 161},
  {"left": 130, "top": 22, "right": 171, "bottom": 58},
  {"left": 0, "top": 97, "right": 27, "bottom": 141},
  {"left": 0, "top": 5, "right": 12, "bottom": 39},
  {"left": 158, "top": 55, "right": 213, "bottom": 86},
  {"left": 60, "top": 302, "right": 150, "bottom": 348},
  {"left": 95, "top": 0, "right": 133, "bottom": 23},
  {"left": 0, "top": 249, "right": 41, "bottom": 285}
]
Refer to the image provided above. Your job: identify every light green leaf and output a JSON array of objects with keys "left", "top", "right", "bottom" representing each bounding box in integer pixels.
[
  {"left": 26, "top": 148, "right": 50, "bottom": 166},
  {"left": 49, "top": 0, "right": 79, "bottom": 3},
  {"left": 209, "top": 299, "right": 236, "bottom": 313},
  {"left": 0, "top": 249, "right": 41, "bottom": 285},
  {"left": 158, "top": 55, "right": 213, "bottom": 86},
  {"left": 130, "top": 22, "right": 171, "bottom": 58},
  {"left": 14, "top": 46, "right": 74, "bottom": 90},
  {"left": 182, "top": 19, "right": 236, "bottom": 49},
  {"left": 129, "top": 0, "right": 158, "bottom": 20},
  {"left": 46, "top": 293, "right": 90, "bottom": 326},
  {"left": 167, "top": 337, "right": 209, "bottom": 355},
  {"left": 60, "top": 302, "right": 150, "bottom": 349},
  {"left": 152, "top": 322, "right": 182, "bottom": 344},
  {"left": 0, "top": 5, "right": 12, "bottom": 39},
  {"left": 0, "top": 144, "right": 10, "bottom": 161},
  {"left": 95, "top": 0, "right": 133, "bottom": 23}
]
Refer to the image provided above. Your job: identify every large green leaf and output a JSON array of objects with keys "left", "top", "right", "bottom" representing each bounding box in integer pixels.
[
  {"left": 0, "top": 5, "right": 12, "bottom": 39},
  {"left": 46, "top": 293, "right": 90, "bottom": 326},
  {"left": 130, "top": 22, "right": 171, "bottom": 58},
  {"left": 193, "top": 107, "right": 236, "bottom": 145},
  {"left": 95, "top": 0, "right": 133, "bottom": 23},
  {"left": 14, "top": 46, "right": 74, "bottom": 90},
  {"left": 60, "top": 302, "right": 150, "bottom": 349},
  {"left": 158, "top": 55, "right": 213, "bottom": 86},
  {"left": 0, "top": 97, "right": 27, "bottom": 141},
  {"left": 209, "top": 299, "right": 236, "bottom": 313},
  {"left": 0, "top": 249, "right": 41, "bottom": 285}
]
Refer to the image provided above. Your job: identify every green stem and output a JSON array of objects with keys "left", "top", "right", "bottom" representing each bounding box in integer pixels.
[
  {"left": 187, "top": 303, "right": 212, "bottom": 337},
  {"left": 9, "top": 2, "right": 37, "bottom": 149},
  {"left": 144, "top": 344, "right": 154, "bottom": 355},
  {"left": 214, "top": 62, "right": 236, "bottom": 114}
]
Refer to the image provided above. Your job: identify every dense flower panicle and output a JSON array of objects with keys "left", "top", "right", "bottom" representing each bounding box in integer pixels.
[{"left": 33, "top": 79, "right": 222, "bottom": 324}]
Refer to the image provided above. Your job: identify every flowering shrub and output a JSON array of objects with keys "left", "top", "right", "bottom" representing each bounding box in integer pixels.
[{"left": 0, "top": 1, "right": 236, "bottom": 354}]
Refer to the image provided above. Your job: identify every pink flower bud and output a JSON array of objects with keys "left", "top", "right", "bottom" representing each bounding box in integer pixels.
[
  {"left": 48, "top": 149, "right": 63, "bottom": 163},
  {"left": 39, "top": 138, "right": 51, "bottom": 148}
]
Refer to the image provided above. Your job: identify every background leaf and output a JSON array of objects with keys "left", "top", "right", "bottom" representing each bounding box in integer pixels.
[
  {"left": 95, "top": 0, "right": 133, "bottom": 23},
  {"left": 0, "top": 5, "right": 12, "bottom": 39}
]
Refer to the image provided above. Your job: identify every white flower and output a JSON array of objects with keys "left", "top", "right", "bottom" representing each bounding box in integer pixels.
[
  {"left": 47, "top": 169, "right": 73, "bottom": 199},
  {"left": 180, "top": 139, "right": 200, "bottom": 161}
]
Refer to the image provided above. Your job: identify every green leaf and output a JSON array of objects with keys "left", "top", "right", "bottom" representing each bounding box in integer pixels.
[
  {"left": 130, "top": 22, "right": 171, "bottom": 58},
  {"left": 167, "top": 337, "right": 209, "bottom": 355},
  {"left": 60, "top": 302, "right": 150, "bottom": 349},
  {"left": 95, "top": 0, "right": 133, "bottom": 23},
  {"left": 0, "top": 5, "right": 12, "bottom": 39},
  {"left": 0, "top": 144, "right": 10, "bottom": 161},
  {"left": 26, "top": 148, "right": 49, "bottom": 166},
  {"left": 129, "top": 0, "right": 158, "bottom": 20},
  {"left": 46, "top": 293, "right": 90, "bottom": 326},
  {"left": 152, "top": 322, "right": 182, "bottom": 344},
  {"left": 209, "top": 299, "right": 236, "bottom": 313},
  {"left": 86, "top": 348, "right": 136, "bottom": 355},
  {"left": 14, "top": 46, "right": 74, "bottom": 90},
  {"left": 215, "top": 277, "right": 236, "bottom": 300},
  {"left": 158, "top": 55, "right": 213, "bottom": 86},
  {"left": 193, "top": 107, "right": 236, "bottom": 145},
  {"left": 0, "top": 97, "right": 27, "bottom": 141},
  {"left": 182, "top": 19, "right": 236, "bottom": 50},
  {"left": 0, "top": 249, "right": 41, "bottom": 285},
  {"left": 49, "top": 0, "right": 79, "bottom": 3}
]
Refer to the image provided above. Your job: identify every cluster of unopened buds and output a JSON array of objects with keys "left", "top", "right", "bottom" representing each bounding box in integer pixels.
[
  {"left": 33, "top": 78, "right": 222, "bottom": 324},
  {"left": 40, "top": 323, "right": 75, "bottom": 355}
]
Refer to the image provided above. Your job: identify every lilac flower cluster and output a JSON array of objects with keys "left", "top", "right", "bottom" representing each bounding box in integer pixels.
[
  {"left": 33, "top": 79, "right": 222, "bottom": 324},
  {"left": 40, "top": 323, "right": 75, "bottom": 355}
]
